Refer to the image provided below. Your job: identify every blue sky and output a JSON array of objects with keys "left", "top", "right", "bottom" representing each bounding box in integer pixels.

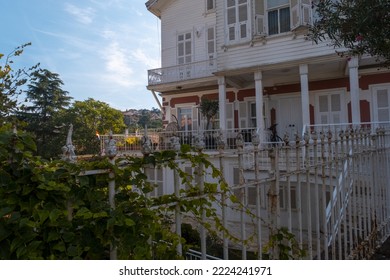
[{"left": 1, "top": 0, "right": 161, "bottom": 110}]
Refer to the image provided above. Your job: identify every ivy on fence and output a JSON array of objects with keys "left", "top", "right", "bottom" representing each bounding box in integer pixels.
[{"left": 0, "top": 126, "right": 239, "bottom": 259}]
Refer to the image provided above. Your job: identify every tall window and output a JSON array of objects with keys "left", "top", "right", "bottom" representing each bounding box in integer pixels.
[
  {"left": 374, "top": 86, "right": 390, "bottom": 122},
  {"left": 267, "top": 0, "right": 290, "bottom": 35},
  {"left": 226, "top": 0, "right": 249, "bottom": 42},
  {"left": 317, "top": 92, "right": 343, "bottom": 124},
  {"left": 206, "top": 0, "right": 215, "bottom": 12},
  {"left": 207, "top": 26, "right": 216, "bottom": 64},
  {"left": 178, "top": 107, "right": 193, "bottom": 131},
  {"left": 145, "top": 167, "right": 163, "bottom": 197},
  {"left": 177, "top": 32, "right": 192, "bottom": 65},
  {"left": 178, "top": 32, "right": 192, "bottom": 79}
]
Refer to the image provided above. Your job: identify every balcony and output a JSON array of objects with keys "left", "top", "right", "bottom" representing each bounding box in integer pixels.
[{"left": 147, "top": 59, "right": 217, "bottom": 86}]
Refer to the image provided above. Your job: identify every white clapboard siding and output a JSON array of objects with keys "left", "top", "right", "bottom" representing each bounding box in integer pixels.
[
  {"left": 160, "top": 0, "right": 216, "bottom": 68},
  {"left": 217, "top": 35, "right": 337, "bottom": 71}
]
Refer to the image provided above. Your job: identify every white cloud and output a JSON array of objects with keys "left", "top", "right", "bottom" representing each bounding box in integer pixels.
[
  {"left": 131, "top": 48, "right": 159, "bottom": 69},
  {"left": 103, "top": 42, "right": 136, "bottom": 87},
  {"left": 64, "top": 3, "right": 95, "bottom": 24}
]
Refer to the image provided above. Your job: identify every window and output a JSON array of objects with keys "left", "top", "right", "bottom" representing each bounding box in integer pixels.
[
  {"left": 145, "top": 167, "right": 163, "bottom": 197},
  {"left": 226, "top": 0, "right": 249, "bottom": 43},
  {"left": 178, "top": 107, "right": 193, "bottom": 131},
  {"left": 177, "top": 32, "right": 192, "bottom": 65},
  {"left": 267, "top": 0, "right": 290, "bottom": 35},
  {"left": 206, "top": 26, "right": 216, "bottom": 65},
  {"left": 177, "top": 32, "right": 192, "bottom": 79},
  {"left": 206, "top": 0, "right": 215, "bottom": 12},
  {"left": 373, "top": 86, "right": 390, "bottom": 122},
  {"left": 254, "top": 0, "right": 312, "bottom": 36},
  {"left": 317, "top": 92, "right": 343, "bottom": 124}
]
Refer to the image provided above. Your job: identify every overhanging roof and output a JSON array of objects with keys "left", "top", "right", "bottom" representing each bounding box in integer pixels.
[{"left": 145, "top": 0, "right": 165, "bottom": 18}]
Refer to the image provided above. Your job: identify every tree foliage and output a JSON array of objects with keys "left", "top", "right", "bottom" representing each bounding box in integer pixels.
[
  {"left": 66, "top": 98, "right": 126, "bottom": 155},
  {"left": 0, "top": 43, "right": 40, "bottom": 123},
  {"left": 308, "top": 0, "right": 390, "bottom": 64},
  {"left": 18, "top": 69, "right": 72, "bottom": 159},
  {"left": 199, "top": 98, "right": 219, "bottom": 130}
]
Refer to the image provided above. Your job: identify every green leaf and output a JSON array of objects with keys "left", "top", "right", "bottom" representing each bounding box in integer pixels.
[
  {"left": 49, "top": 209, "right": 62, "bottom": 222},
  {"left": 38, "top": 210, "right": 50, "bottom": 224},
  {"left": 47, "top": 231, "right": 60, "bottom": 242},
  {"left": 75, "top": 207, "right": 93, "bottom": 219},
  {"left": 124, "top": 218, "right": 135, "bottom": 227},
  {"left": 52, "top": 241, "right": 66, "bottom": 252},
  {"left": 230, "top": 194, "right": 239, "bottom": 204}
]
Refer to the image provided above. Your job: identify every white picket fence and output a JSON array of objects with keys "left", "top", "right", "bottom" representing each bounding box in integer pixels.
[{"left": 97, "top": 122, "right": 390, "bottom": 260}]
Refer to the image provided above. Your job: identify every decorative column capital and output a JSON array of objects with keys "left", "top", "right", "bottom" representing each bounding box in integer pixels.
[
  {"left": 254, "top": 71, "right": 262, "bottom": 81},
  {"left": 299, "top": 64, "right": 308, "bottom": 75},
  {"left": 348, "top": 57, "right": 359, "bottom": 69},
  {"left": 218, "top": 76, "right": 225, "bottom": 86}
]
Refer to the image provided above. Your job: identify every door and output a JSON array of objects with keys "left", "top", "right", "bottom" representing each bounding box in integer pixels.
[{"left": 278, "top": 97, "right": 303, "bottom": 140}]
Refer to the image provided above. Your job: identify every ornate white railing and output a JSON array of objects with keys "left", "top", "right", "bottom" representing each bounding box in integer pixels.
[{"left": 148, "top": 59, "right": 217, "bottom": 86}]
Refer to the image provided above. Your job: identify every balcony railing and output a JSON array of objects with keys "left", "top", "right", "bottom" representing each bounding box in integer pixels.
[{"left": 147, "top": 59, "right": 217, "bottom": 86}]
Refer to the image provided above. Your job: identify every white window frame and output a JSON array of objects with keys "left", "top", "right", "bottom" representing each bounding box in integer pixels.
[
  {"left": 225, "top": 0, "right": 251, "bottom": 44},
  {"left": 177, "top": 31, "right": 192, "bottom": 65},
  {"left": 206, "top": 0, "right": 216, "bottom": 13},
  {"left": 315, "top": 89, "right": 347, "bottom": 125},
  {"left": 266, "top": 1, "right": 291, "bottom": 36},
  {"left": 177, "top": 31, "right": 193, "bottom": 80},
  {"left": 371, "top": 84, "right": 390, "bottom": 123},
  {"left": 206, "top": 25, "right": 216, "bottom": 64},
  {"left": 145, "top": 166, "right": 164, "bottom": 197},
  {"left": 290, "top": 0, "right": 312, "bottom": 30}
]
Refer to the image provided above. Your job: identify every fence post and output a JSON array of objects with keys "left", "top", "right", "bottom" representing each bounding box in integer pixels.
[
  {"left": 171, "top": 135, "right": 182, "bottom": 257},
  {"left": 194, "top": 133, "right": 207, "bottom": 260},
  {"left": 268, "top": 145, "right": 280, "bottom": 259},
  {"left": 217, "top": 132, "right": 229, "bottom": 260},
  {"left": 252, "top": 131, "right": 262, "bottom": 259},
  {"left": 236, "top": 132, "right": 247, "bottom": 259},
  {"left": 105, "top": 131, "right": 118, "bottom": 260}
]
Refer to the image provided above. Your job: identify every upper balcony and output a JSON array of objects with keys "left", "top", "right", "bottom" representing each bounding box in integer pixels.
[{"left": 147, "top": 59, "right": 217, "bottom": 90}]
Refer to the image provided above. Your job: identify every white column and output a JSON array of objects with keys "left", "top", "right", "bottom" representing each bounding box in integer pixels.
[
  {"left": 254, "top": 71, "right": 264, "bottom": 140},
  {"left": 299, "top": 64, "right": 310, "bottom": 129},
  {"left": 218, "top": 76, "right": 227, "bottom": 130},
  {"left": 349, "top": 57, "right": 360, "bottom": 124}
]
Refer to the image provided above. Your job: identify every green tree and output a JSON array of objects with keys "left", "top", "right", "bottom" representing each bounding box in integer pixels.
[
  {"left": 66, "top": 98, "right": 126, "bottom": 155},
  {"left": 20, "top": 69, "right": 72, "bottom": 159},
  {"left": 0, "top": 43, "right": 39, "bottom": 123},
  {"left": 199, "top": 98, "right": 219, "bottom": 130},
  {"left": 309, "top": 0, "right": 390, "bottom": 64}
]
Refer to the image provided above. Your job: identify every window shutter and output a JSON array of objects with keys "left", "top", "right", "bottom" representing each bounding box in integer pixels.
[
  {"left": 254, "top": 0, "right": 266, "bottom": 35},
  {"left": 207, "top": 26, "right": 216, "bottom": 64},
  {"left": 238, "top": 1, "right": 248, "bottom": 39},
  {"left": 192, "top": 106, "right": 198, "bottom": 130},
  {"left": 206, "top": 0, "right": 215, "bottom": 12},
  {"left": 291, "top": 0, "right": 312, "bottom": 30},
  {"left": 301, "top": 0, "right": 312, "bottom": 25},
  {"left": 290, "top": 0, "right": 300, "bottom": 30},
  {"left": 377, "top": 89, "right": 390, "bottom": 122},
  {"left": 239, "top": 102, "right": 248, "bottom": 128},
  {"left": 227, "top": 2, "right": 236, "bottom": 42}
]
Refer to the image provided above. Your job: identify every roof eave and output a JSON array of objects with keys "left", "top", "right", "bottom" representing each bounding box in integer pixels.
[{"left": 145, "top": 0, "right": 161, "bottom": 18}]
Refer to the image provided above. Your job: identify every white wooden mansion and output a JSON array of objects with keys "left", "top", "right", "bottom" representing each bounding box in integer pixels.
[{"left": 101, "top": 0, "right": 390, "bottom": 259}]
